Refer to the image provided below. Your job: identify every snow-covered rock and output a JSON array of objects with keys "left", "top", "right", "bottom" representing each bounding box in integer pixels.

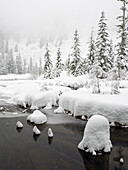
[
  {"left": 33, "top": 126, "right": 41, "bottom": 135},
  {"left": 27, "top": 110, "right": 47, "bottom": 124},
  {"left": 48, "top": 128, "right": 54, "bottom": 137},
  {"left": 16, "top": 121, "right": 23, "bottom": 128},
  {"left": 78, "top": 115, "right": 112, "bottom": 155},
  {"left": 120, "top": 158, "right": 124, "bottom": 164}
]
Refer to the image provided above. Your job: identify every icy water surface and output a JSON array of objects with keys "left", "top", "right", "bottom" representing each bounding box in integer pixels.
[{"left": 0, "top": 111, "right": 128, "bottom": 170}]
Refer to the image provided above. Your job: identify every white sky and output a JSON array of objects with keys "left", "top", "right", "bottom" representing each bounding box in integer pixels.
[{"left": 0, "top": 0, "right": 121, "bottom": 40}]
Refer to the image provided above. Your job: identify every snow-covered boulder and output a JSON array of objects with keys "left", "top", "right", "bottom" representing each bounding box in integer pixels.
[
  {"left": 27, "top": 110, "right": 47, "bottom": 124},
  {"left": 33, "top": 126, "right": 41, "bottom": 135},
  {"left": 48, "top": 128, "right": 54, "bottom": 137},
  {"left": 16, "top": 121, "right": 23, "bottom": 128},
  {"left": 78, "top": 115, "right": 112, "bottom": 155}
]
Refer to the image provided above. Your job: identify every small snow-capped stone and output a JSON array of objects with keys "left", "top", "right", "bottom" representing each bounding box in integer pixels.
[
  {"left": 81, "top": 115, "right": 86, "bottom": 120},
  {"left": 110, "top": 122, "right": 115, "bottom": 127},
  {"left": 48, "top": 128, "right": 53, "bottom": 137},
  {"left": 33, "top": 126, "right": 41, "bottom": 135},
  {"left": 0, "top": 107, "right": 4, "bottom": 111},
  {"left": 16, "top": 121, "right": 23, "bottom": 128},
  {"left": 120, "top": 158, "right": 124, "bottom": 164}
]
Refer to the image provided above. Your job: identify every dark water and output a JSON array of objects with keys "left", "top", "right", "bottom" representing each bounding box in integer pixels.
[{"left": 0, "top": 115, "right": 128, "bottom": 170}]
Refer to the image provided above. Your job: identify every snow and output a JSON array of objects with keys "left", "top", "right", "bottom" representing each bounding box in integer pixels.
[
  {"left": 33, "top": 126, "right": 41, "bottom": 135},
  {"left": 0, "top": 74, "right": 32, "bottom": 80},
  {"left": 27, "top": 110, "right": 47, "bottom": 124},
  {"left": 78, "top": 115, "right": 112, "bottom": 155},
  {"left": 48, "top": 128, "right": 54, "bottom": 137},
  {"left": 120, "top": 158, "right": 124, "bottom": 164},
  {"left": 55, "top": 88, "right": 128, "bottom": 125},
  {"left": 16, "top": 121, "right": 23, "bottom": 128}
]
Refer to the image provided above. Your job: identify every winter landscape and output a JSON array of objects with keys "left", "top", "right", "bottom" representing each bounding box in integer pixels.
[{"left": 0, "top": 0, "right": 128, "bottom": 170}]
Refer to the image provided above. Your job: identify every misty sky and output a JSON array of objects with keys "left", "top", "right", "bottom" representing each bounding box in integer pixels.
[{"left": 0, "top": 0, "right": 121, "bottom": 40}]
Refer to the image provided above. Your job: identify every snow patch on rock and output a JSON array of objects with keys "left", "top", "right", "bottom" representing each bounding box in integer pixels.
[
  {"left": 33, "top": 126, "right": 41, "bottom": 135},
  {"left": 16, "top": 121, "right": 23, "bottom": 128}
]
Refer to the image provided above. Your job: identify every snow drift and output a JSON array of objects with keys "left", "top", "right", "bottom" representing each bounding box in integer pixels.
[
  {"left": 78, "top": 115, "right": 112, "bottom": 155},
  {"left": 55, "top": 89, "right": 128, "bottom": 125}
]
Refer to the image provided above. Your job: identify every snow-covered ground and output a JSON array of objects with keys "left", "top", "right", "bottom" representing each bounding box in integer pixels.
[{"left": 0, "top": 74, "right": 128, "bottom": 126}]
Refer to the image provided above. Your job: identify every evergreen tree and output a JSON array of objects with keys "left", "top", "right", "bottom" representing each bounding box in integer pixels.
[
  {"left": 16, "top": 53, "right": 23, "bottom": 74},
  {"left": 96, "top": 11, "right": 112, "bottom": 73},
  {"left": 0, "top": 39, "right": 7, "bottom": 75},
  {"left": 70, "top": 29, "right": 82, "bottom": 76},
  {"left": 15, "top": 44, "right": 18, "bottom": 52},
  {"left": 116, "top": 0, "right": 128, "bottom": 78},
  {"left": 39, "top": 57, "right": 43, "bottom": 75},
  {"left": 65, "top": 54, "right": 71, "bottom": 75},
  {"left": 0, "top": 52, "right": 7, "bottom": 75},
  {"left": 6, "top": 49, "right": 16, "bottom": 73},
  {"left": 43, "top": 44, "right": 53, "bottom": 79},
  {"left": 29, "top": 57, "right": 33, "bottom": 73},
  {"left": 55, "top": 47, "right": 63, "bottom": 77},
  {"left": 5, "top": 39, "right": 9, "bottom": 54},
  {"left": 108, "top": 40, "right": 114, "bottom": 68},
  {"left": 23, "top": 59, "right": 28, "bottom": 73},
  {"left": 87, "top": 28, "right": 96, "bottom": 72},
  {"left": 33, "top": 61, "right": 39, "bottom": 79}
]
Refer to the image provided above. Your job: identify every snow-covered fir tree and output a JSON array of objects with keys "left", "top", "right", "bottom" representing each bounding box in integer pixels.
[
  {"left": 43, "top": 44, "right": 53, "bottom": 79},
  {"left": 33, "top": 61, "right": 39, "bottom": 79},
  {"left": 70, "top": 29, "right": 82, "bottom": 76},
  {"left": 116, "top": 0, "right": 128, "bottom": 78},
  {"left": 0, "top": 52, "right": 7, "bottom": 75},
  {"left": 23, "top": 59, "right": 28, "bottom": 74},
  {"left": 0, "top": 39, "right": 7, "bottom": 75},
  {"left": 65, "top": 54, "right": 71, "bottom": 75},
  {"left": 16, "top": 53, "right": 23, "bottom": 74},
  {"left": 55, "top": 46, "right": 63, "bottom": 77},
  {"left": 28, "top": 57, "right": 33, "bottom": 73},
  {"left": 96, "top": 11, "right": 112, "bottom": 74},
  {"left": 14, "top": 44, "right": 18, "bottom": 52},
  {"left": 6, "top": 49, "right": 16, "bottom": 73},
  {"left": 87, "top": 28, "right": 96, "bottom": 72},
  {"left": 39, "top": 57, "right": 43, "bottom": 75},
  {"left": 89, "top": 62, "right": 105, "bottom": 93}
]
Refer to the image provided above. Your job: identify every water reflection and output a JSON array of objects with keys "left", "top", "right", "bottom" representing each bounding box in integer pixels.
[
  {"left": 79, "top": 149, "right": 109, "bottom": 170},
  {"left": 48, "top": 136, "right": 53, "bottom": 145},
  {"left": 16, "top": 127, "right": 23, "bottom": 133},
  {"left": 33, "top": 134, "right": 40, "bottom": 142}
]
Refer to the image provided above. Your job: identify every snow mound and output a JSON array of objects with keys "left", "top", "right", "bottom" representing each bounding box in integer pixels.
[
  {"left": 33, "top": 126, "right": 41, "bottom": 135},
  {"left": 78, "top": 115, "right": 112, "bottom": 155},
  {"left": 31, "top": 90, "right": 59, "bottom": 109},
  {"left": 27, "top": 110, "right": 47, "bottom": 124},
  {"left": 16, "top": 121, "right": 23, "bottom": 128},
  {"left": 56, "top": 90, "right": 128, "bottom": 125}
]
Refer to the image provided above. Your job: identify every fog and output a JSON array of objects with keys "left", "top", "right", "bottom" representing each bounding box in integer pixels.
[{"left": 0, "top": 0, "right": 121, "bottom": 39}]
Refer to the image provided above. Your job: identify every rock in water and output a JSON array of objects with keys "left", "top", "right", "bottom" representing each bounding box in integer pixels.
[
  {"left": 78, "top": 115, "right": 112, "bottom": 155},
  {"left": 33, "top": 126, "right": 41, "bottom": 135},
  {"left": 27, "top": 110, "right": 47, "bottom": 124},
  {"left": 48, "top": 128, "right": 53, "bottom": 137},
  {"left": 16, "top": 121, "right": 23, "bottom": 128}
]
